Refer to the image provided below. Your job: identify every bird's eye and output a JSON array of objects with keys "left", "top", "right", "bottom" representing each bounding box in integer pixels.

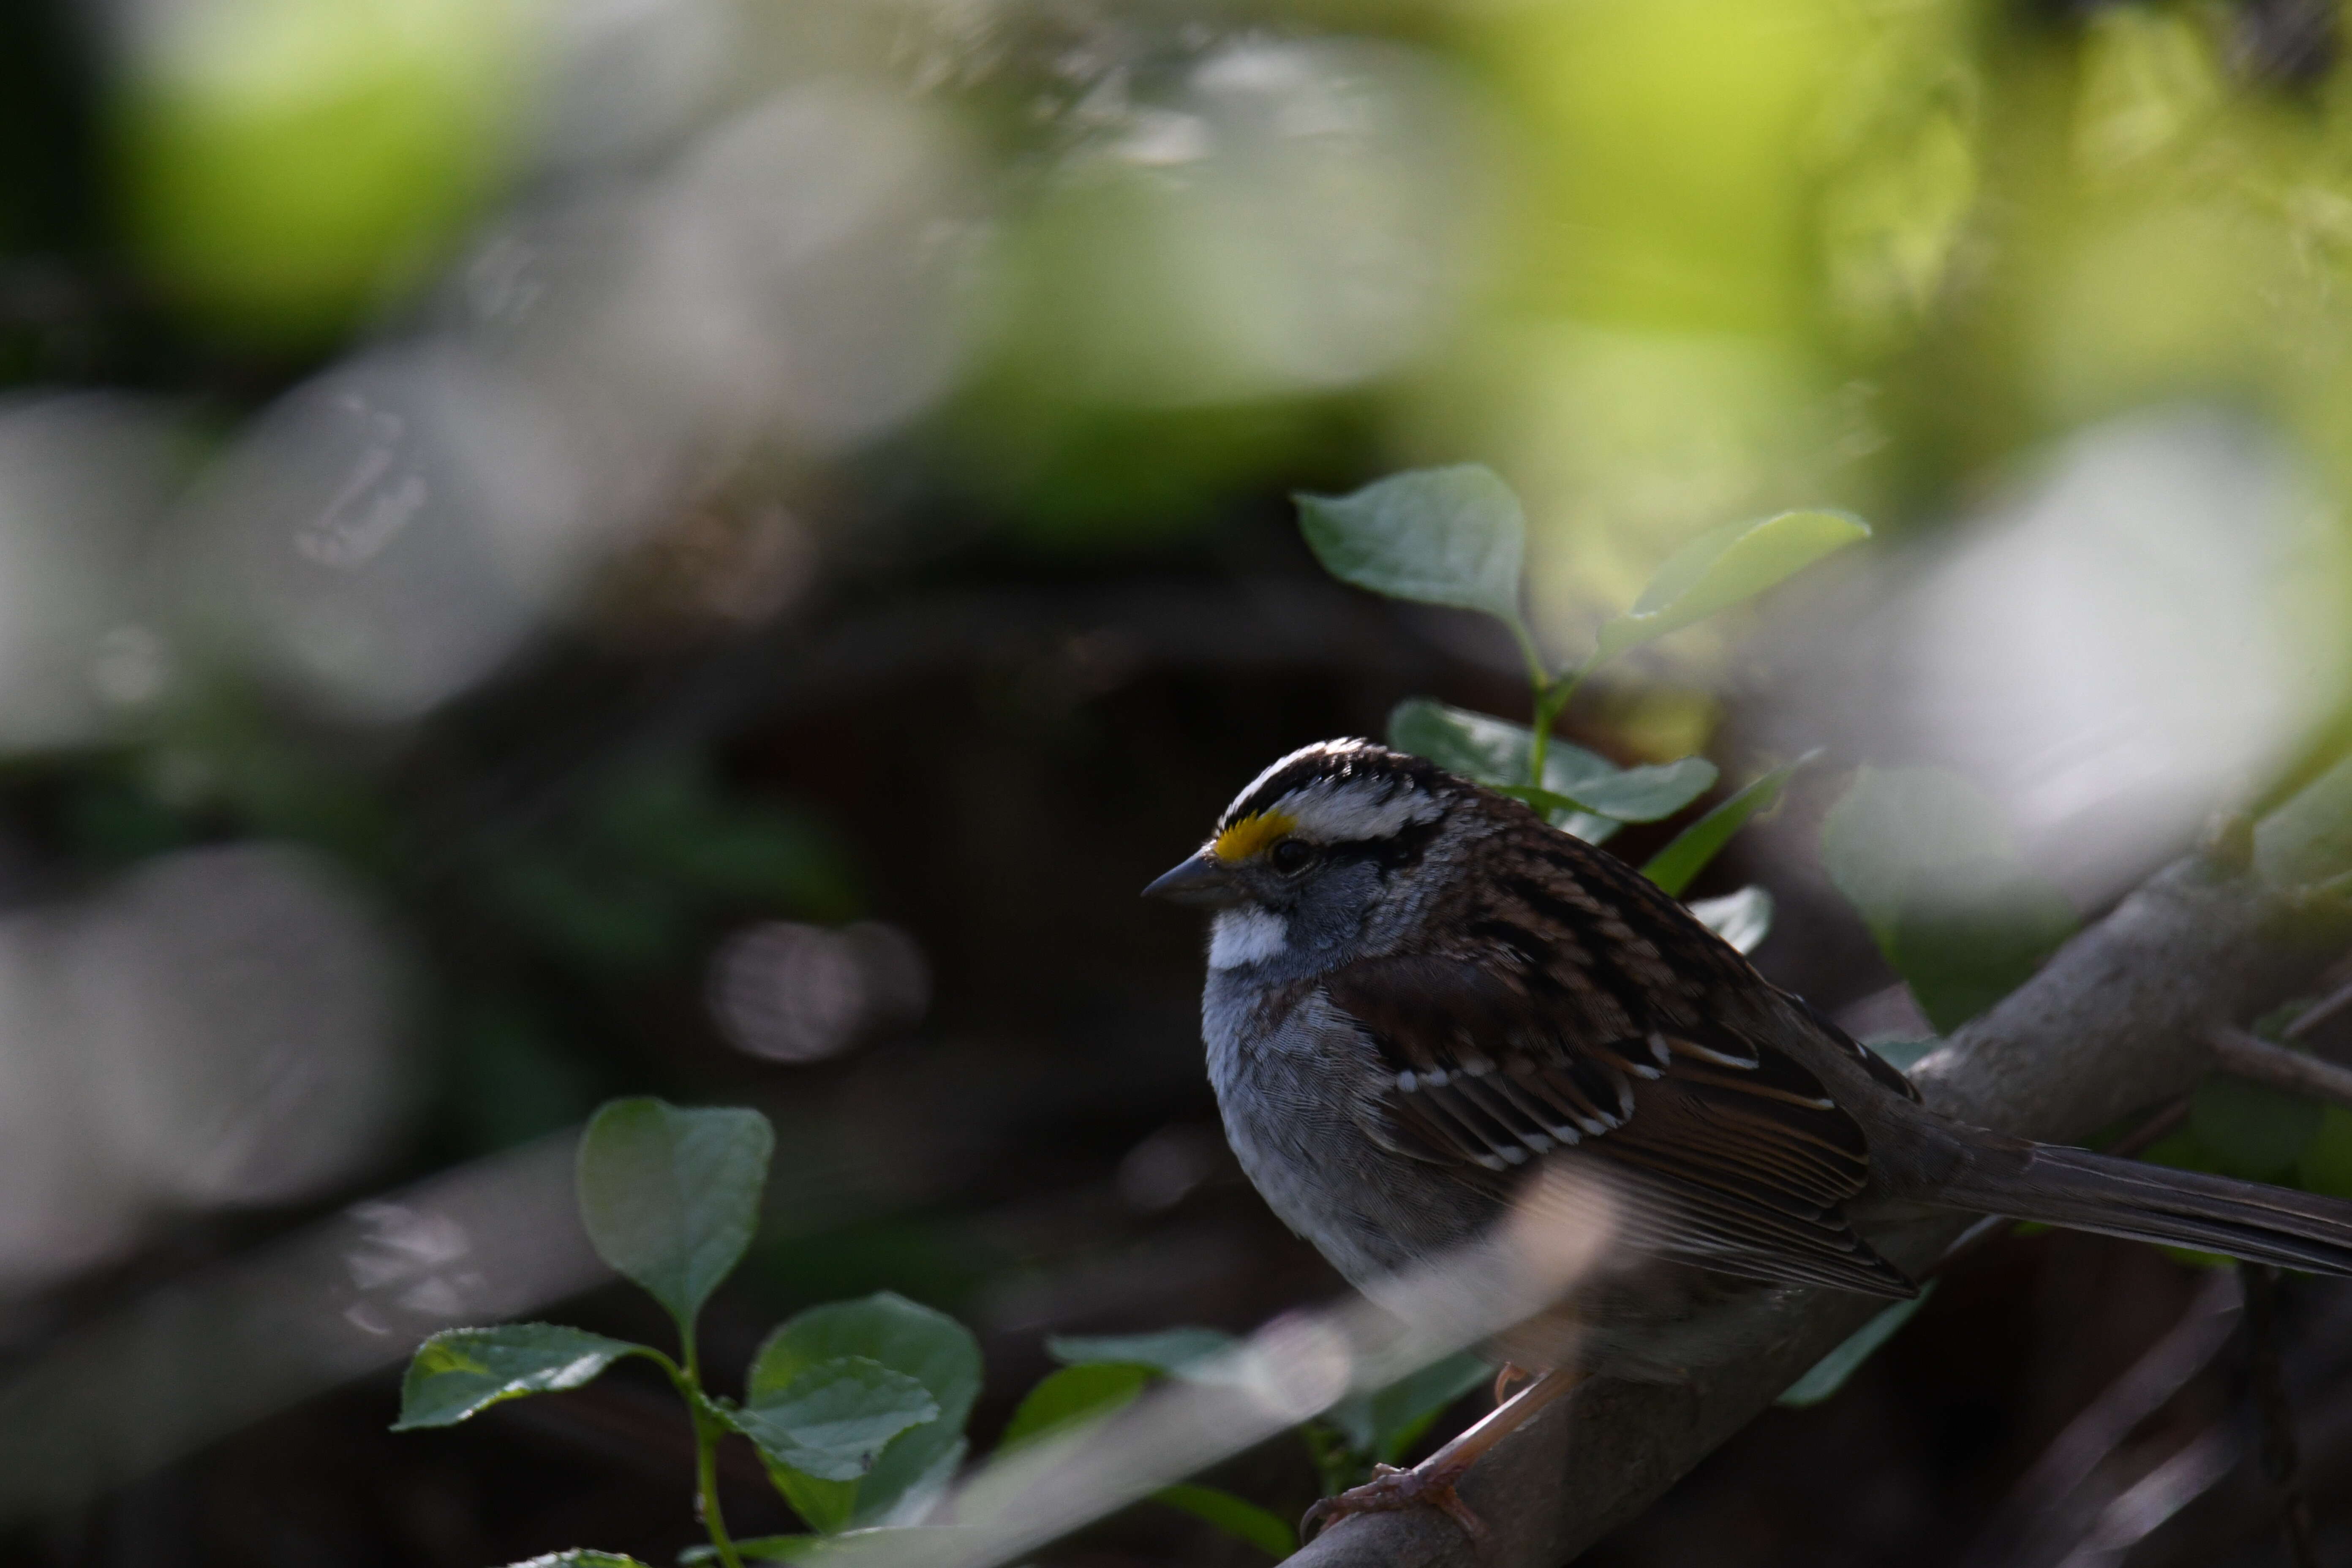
[{"left": 1269, "top": 838, "right": 1313, "bottom": 873}]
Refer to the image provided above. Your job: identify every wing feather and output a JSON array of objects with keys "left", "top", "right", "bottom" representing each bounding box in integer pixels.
[{"left": 1322, "top": 928, "right": 1915, "bottom": 1298}]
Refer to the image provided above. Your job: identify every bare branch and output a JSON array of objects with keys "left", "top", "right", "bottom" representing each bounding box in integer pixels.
[
  {"left": 2209, "top": 1026, "right": 2352, "bottom": 1113},
  {"left": 1291, "top": 856, "right": 2352, "bottom": 1568}
]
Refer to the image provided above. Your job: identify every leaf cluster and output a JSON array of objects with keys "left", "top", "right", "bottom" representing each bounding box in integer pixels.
[
  {"left": 1298, "top": 464, "right": 1869, "bottom": 948},
  {"left": 394, "top": 1100, "right": 1309, "bottom": 1565}
]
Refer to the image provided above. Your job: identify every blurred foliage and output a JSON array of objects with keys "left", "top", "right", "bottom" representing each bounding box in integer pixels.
[{"left": 19, "top": 0, "right": 2352, "bottom": 1558}]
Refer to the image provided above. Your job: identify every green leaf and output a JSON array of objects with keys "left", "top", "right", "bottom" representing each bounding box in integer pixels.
[
  {"left": 1385, "top": 699, "right": 1620, "bottom": 841},
  {"left": 1819, "top": 768, "right": 2078, "bottom": 1033},
  {"left": 393, "top": 1323, "right": 650, "bottom": 1430},
  {"left": 1643, "top": 753, "right": 1817, "bottom": 896},
  {"left": 1296, "top": 466, "right": 1526, "bottom": 624},
  {"left": 2191, "top": 1074, "right": 2324, "bottom": 1182},
  {"left": 1154, "top": 1483, "right": 1296, "bottom": 1559},
  {"left": 1689, "top": 886, "right": 1773, "bottom": 954},
  {"left": 1323, "top": 1352, "right": 1492, "bottom": 1464},
  {"left": 996, "top": 1363, "right": 1152, "bottom": 1454},
  {"left": 1494, "top": 756, "right": 1717, "bottom": 824},
  {"left": 1045, "top": 1327, "right": 1240, "bottom": 1380},
  {"left": 748, "top": 1293, "right": 983, "bottom": 1530},
  {"left": 575, "top": 1098, "right": 774, "bottom": 1337},
  {"left": 2298, "top": 1105, "right": 2352, "bottom": 1199},
  {"left": 2255, "top": 752, "right": 2352, "bottom": 888},
  {"left": 506, "top": 1554, "right": 651, "bottom": 1568},
  {"left": 1777, "top": 1283, "right": 1936, "bottom": 1407},
  {"left": 1595, "top": 510, "right": 1870, "bottom": 662},
  {"left": 1867, "top": 1037, "right": 1941, "bottom": 1074},
  {"left": 732, "top": 1356, "right": 941, "bottom": 1483}
]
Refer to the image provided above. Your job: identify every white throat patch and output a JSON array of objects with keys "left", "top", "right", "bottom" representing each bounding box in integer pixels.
[{"left": 1209, "top": 907, "right": 1289, "bottom": 969}]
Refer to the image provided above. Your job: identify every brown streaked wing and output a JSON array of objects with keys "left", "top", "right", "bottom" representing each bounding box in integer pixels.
[{"left": 1320, "top": 950, "right": 1916, "bottom": 1297}]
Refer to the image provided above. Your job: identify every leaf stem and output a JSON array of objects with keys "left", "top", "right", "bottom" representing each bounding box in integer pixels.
[
  {"left": 1527, "top": 659, "right": 1589, "bottom": 787},
  {"left": 663, "top": 1337, "right": 747, "bottom": 1568}
]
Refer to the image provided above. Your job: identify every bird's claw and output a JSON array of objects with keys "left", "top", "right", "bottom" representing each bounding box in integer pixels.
[{"left": 1300, "top": 1461, "right": 1489, "bottom": 1549}]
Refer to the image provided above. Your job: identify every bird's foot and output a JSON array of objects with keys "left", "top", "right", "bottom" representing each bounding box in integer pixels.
[{"left": 1300, "top": 1459, "right": 1487, "bottom": 1549}]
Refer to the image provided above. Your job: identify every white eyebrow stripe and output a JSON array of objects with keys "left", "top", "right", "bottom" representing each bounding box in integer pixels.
[{"left": 1272, "top": 777, "right": 1440, "bottom": 844}]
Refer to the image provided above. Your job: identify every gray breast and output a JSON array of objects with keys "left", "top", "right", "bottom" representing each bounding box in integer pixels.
[{"left": 1202, "top": 971, "right": 1493, "bottom": 1288}]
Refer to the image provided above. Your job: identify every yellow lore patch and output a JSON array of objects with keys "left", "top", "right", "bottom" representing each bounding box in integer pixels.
[{"left": 1212, "top": 811, "right": 1296, "bottom": 863}]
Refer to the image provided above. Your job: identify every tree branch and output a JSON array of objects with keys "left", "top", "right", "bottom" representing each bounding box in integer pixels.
[
  {"left": 2209, "top": 1026, "right": 2352, "bottom": 1113},
  {"left": 1291, "top": 854, "right": 2352, "bottom": 1568}
]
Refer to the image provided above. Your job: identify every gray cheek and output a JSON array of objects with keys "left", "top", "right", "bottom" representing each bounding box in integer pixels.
[{"left": 1285, "top": 860, "right": 1382, "bottom": 956}]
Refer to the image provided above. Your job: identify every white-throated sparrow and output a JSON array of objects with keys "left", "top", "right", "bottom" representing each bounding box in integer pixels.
[{"left": 1146, "top": 738, "right": 2352, "bottom": 1543}]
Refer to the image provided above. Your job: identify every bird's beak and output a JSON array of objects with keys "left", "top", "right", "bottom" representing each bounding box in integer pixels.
[{"left": 1142, "top": 853, "right": 1243, "bottom": 908}]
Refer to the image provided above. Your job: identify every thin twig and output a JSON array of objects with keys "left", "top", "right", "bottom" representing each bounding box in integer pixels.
[
  {"left": 2208, "top": 1026, "right": 2352, "bottom": 1113},
  {"left": 1961, "top": 1269, "right": 2240, "bottom": 1568},
  {"left": 2284, "top": 970, "right": 2352, "bottom": 1041},
  {"left": 2239, "top": 1263, "right": 2319, "bottom": 1568}
]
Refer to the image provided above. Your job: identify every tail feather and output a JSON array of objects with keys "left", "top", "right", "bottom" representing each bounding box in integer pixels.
[{"left": 1939, "top": 1142, "right": 2352, "bottom": 1276}]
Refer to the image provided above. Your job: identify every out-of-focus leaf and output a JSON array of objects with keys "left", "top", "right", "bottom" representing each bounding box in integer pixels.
[
  {"left": 1643, "top": 753, "right": 1817, "bottom": 896},
  {"left": 394, "top": 1324, "right": 649, "bottom": 1429},
  {"left": 1777, "top": 1283, "right": 1936, "bottom": 1407},
  {"left": 2255, "top": 752, "right": 2352, "bottom": 889},
  {"left": 732, "top": 1357, "right": 940, "bottom": 1483},
  {"left": 1820, "top": 768, "right": 2078, "bottom": 1033},
  {"left": 2191, "top": 1074, "right": 2323, "bottom": 1181},
  {"left": 996, "top": 1363, "right": 1152, "bottom": 1454},
  {"left": 1296, "top": 466, "right": 1526, "bottom": 624},
  {"left": 1867, "top": 1038, "right": 1942, "bottom": 1074},
  {"left": 504, "top": 1553, "right": 651, "bottom": 1568},
  {"left": 749, "top": 1293, "right": 983, "bottom": 1530},
  {"left": 575, "top": 1099, "right": 773, "bottom": 1337},
  {"left": 2299, "top": 1105, "right": 2352, "bottom": 1199},
  {"left": 1045, "top": 1327, "right": 1239, "bottom": 1379},
  {"left": 1323, "top": 1351, "right": 1492, "bottom": 1463},
  {"left": 1689, "top": 886, "right": 1774, "bottom": 954},
  {"left": 1153, "top": 1483, "right": 1297, "bottom": 1560},
  {"left": 589, "top": 758, "right": 854, "bottom": 912},
  {"left": 1595, "top": 511, "right": 1870, "bottom": 662},
  {"left": 1494, "top": 756, "right": 1717, "bottom": 823}
]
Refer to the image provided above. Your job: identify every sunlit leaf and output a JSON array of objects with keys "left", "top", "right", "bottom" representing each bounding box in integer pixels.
[
  {"left": 1643, "top": 753, "right": 1817, "bottom": 896},
  {"left": 575, "top": 1099, "right": 773, "bottom": 1338},
  {"left": 996, "top": 1363, "right": 1152, "bottom": 1454},
  {"left": 1045, "top": 1327, "right": 1240, "bottom": 1380},
  {"left": 2255, "top": 751, "right": 2352, "bottom": 889},
  {"left": 1154, "top": 1483, "right": 1297, "bottom": 1560},
  {"left": 732, "top": 1357, "right": 940, "bottom": 1483},
  {"left": 1820, "top": 768, "right": 2077, "bottom": 1033},
  {"left": 1776, "top": 1283, "right": 1936, "bottom": 1407},
  {"left": 1595, "top": 511, "right": 1869, "bottom": 662},
  {"left": 1689, "top": 886, "right": 1774, "bottom": 954},
  {"left": 1493, "top": 755, "right": 1716, "bottom": 824},
  {"left": 749, "top": 1293, "right": 983, "bottom": 1530},
  {"left": 1384, "top": 699, "right": 1620, "bottom": 841},
  {"left": 1322, "top": 1351, "right": 1491, "bottom": 1463},
  {"left": 1296, "top": 466, "right": 1526, "bottom": 623},
  {"left": 503, "top": 1553, "right": 651, "bottom": 1568},
  {"left": 393, "top": 1323, "right": 649, "bottom": 1430}
]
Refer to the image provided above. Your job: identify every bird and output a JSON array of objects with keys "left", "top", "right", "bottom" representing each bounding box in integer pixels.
[{"left": 1143, "top": 737, "right": 2352, "bottom": 1544}]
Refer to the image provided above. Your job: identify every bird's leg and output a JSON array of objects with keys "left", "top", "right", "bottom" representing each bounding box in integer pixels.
[{"left": 1300, "top": 1366, "right": 1583, "bottom": 1548}]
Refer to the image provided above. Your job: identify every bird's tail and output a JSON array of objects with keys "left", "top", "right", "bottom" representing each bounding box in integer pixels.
[{"left": 1937, "top": 1140, "right": 2352, "bottom": 1275}]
